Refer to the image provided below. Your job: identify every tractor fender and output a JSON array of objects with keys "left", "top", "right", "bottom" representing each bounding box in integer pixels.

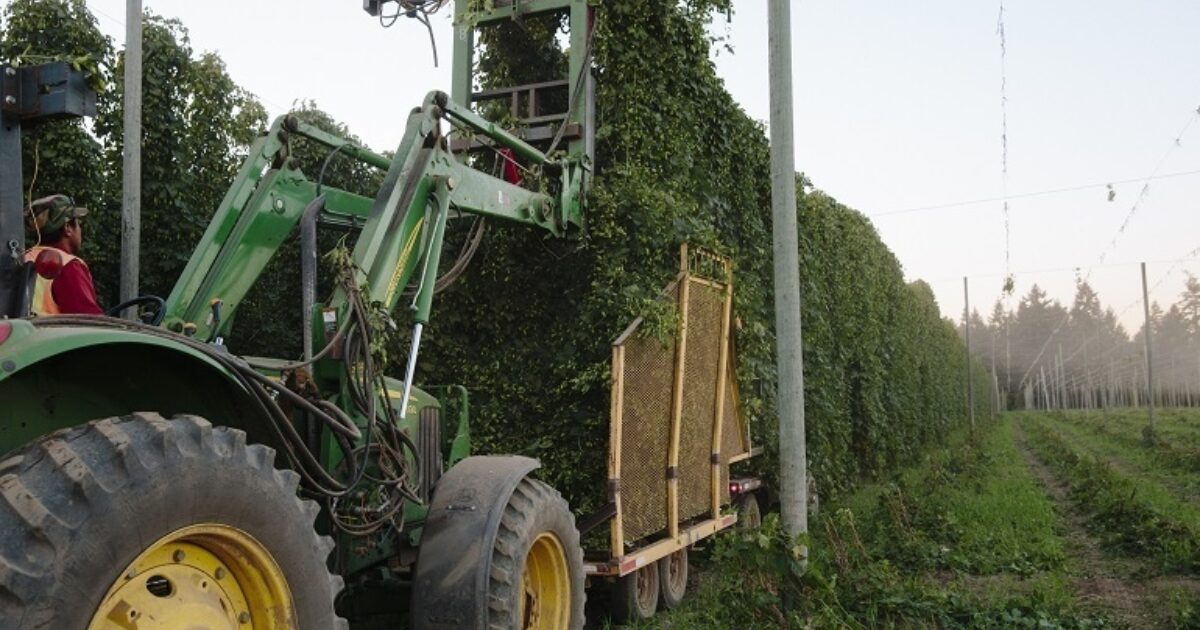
[
  {"left": 0, "top": 321, "right": 269, "bottom": 456},
  {"left": 411, "top": 454, "right": 540, "bottom": 629}
]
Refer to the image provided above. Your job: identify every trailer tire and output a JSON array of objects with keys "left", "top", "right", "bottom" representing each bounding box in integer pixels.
[
  {"left": 0, "top": 413, "right": 345, "bottom": 630},
  {"left": 610, "top": 562, "right": 659, "bottom": 623},
  {"left": 487, "top": 477, "right": 585, "bottom": 630},
  {"left": 736, "top": 492, "right": 762, "bottom": 530},
  {"left": 657, "top": 549, "right": 688, "bottom": 609}
]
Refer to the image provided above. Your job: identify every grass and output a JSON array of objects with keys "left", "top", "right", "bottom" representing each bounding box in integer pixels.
[
  {"left": 1020, "top": 414, "right": 1200, "bottom": 575},
  {"left": 1048, "top": 413, "right": 1200, "bottom": 504},
  {"left": 600, "top": 411, "right": 1200, "bottom": 627},
  {"left": 1056, "top": 409, "right": 1200, "bottom": 474},
  {"left": 619, "top": 419, "right": 1106, "bottom": 629}
]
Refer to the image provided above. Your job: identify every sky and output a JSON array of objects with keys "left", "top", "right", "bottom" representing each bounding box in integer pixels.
[{"left": 27, "top": 1, "right": 1200, "bottom": 333}]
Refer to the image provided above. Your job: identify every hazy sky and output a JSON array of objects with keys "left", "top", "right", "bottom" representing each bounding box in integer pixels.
[{"left": 45, "top": 1, "right": 1200, "bottom": 333}]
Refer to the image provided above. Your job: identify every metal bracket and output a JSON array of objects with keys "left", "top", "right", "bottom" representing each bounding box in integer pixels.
[
  {"left": 0, "top": 63, "right": 96, "bottom": 123},
  {"left": 0, "top": 62, "right": 96, "bottom": 319}
]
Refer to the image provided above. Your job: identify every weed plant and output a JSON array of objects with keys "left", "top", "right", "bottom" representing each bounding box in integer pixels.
[
  {"left": 1023, "top": 419, "right": 1200, "bottom": 575},
  {"left": 636, "top": 421, "right": 1106, "bottom": 629}
]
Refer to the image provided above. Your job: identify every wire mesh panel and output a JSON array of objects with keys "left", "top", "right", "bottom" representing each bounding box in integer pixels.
[
  {"left": 615, "top": 285, "right": 678, "bottom": 543},
  {"left": 678, "top": 280, "right": 724, "bottom": 522},
  {"left": 610, "top": 246, "right": 743, "bottom": 550},
  {"left": 720, "top": 355, "right": 749, "bottom": 504}
]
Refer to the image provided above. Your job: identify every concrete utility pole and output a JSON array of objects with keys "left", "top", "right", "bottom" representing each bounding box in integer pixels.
[
  {"left": 1039, "top": 365, "right": 1048, "bottom": 409},
  {"left": 1141, "top": 262, "right": 1157, "bottom": 433},
  {"left": 767, "top": 0, "right": 807, "bottom": 539},
  {"left": 1170, "top": 352, "right": 1178, "bottom": 408},
  {"left": 963, "top": 277, "right": 975, "bottom": 431},
  {"left": 991, "top": 333, "right": 999, "bottom": 417},
  {"left": 1083, "top": 337, "right": 1093, "bottom": 410},
  {"left": 1105, "top": 359, "right": 1114, "bottom": 419},
  {"left": 1057, "top": 344, "right": 1067, "bottom": 411},
  {"left": 120, "top": 0, "right": 143, "bottom": 317}
]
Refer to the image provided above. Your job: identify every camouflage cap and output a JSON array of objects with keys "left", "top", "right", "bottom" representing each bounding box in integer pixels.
[{"left": 27, "top": 194, "right": 89, "bottom": 234}]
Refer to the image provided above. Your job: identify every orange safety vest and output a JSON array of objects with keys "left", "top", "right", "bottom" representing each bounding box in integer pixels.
[{"left": 23, "top": 245, "right": 84, "bottom": 316}]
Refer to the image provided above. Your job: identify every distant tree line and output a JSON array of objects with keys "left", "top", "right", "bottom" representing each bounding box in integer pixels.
[{"left": 964, "top": 275, "right": 1200, "bottom": 409}]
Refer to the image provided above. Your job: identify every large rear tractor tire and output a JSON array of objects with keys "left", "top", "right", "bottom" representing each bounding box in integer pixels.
[
  {"left": 487, "top": 478, "right": 585, "bottom": 630},
  {"left": 0, "top": 413, "right": 345, "bottom": 629}
]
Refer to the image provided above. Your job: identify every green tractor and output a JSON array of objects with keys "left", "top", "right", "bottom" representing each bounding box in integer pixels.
[{"left": 0, "top": 1, "right": 602, "bottom": 627}]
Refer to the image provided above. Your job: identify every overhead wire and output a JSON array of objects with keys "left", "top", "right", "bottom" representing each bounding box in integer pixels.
[
  {"left": 996, "top": 0, "right": 1011, "bottom": 283},
  {"left": 871, "top": 168, "right": 1200, "bottom": 218},
  {"left": 996, "top": 1, "right": 1015, "bottom": 395},
  {"left": 1014, "top": 103, "right": 1200, "bottom": 391}
]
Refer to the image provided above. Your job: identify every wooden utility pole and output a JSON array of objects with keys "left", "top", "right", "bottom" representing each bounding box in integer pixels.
[
  {"left": 120, "top": 0, "right": 143, "bottom": 317},
  {"left": 768, "top": 0, "right": 806, "bottom": 539},
  {"left": 1141, "top": 262, "right": 1156, "bottom": 433}
]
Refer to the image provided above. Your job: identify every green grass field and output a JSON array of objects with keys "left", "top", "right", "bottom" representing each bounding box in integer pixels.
[{"left": 610, "top": 409, "right": 1200, "bottom": 629}]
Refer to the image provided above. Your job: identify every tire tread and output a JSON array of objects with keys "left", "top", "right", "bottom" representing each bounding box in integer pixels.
[{"left": 0, "top": 413, "right": 346, "bottom": 629}]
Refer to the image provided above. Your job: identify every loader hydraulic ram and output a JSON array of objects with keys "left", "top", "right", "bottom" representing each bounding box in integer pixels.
[{"left": 0, "top": 1, "right": 595, "bottom": 628}]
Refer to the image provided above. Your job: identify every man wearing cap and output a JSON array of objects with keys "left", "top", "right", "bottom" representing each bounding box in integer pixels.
[{"left": 24, "top": 194, "right": 103, "bottom": 316}]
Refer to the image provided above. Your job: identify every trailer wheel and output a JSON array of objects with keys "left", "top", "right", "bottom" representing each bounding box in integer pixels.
[
  {"left": 657, "top": 549, "right": 688, "bottom": 609},
  {"left": 488, "top": 477, "right": 585, "bottom": 630},
  {"left": 610, "top": 562, "right": 659, "bottom": 623},
  {"left": 736, "top": 493, "right": 762, "bottom": 530},
  {"left": 0, "top": 413, "right": 345, "bottom": 630}
]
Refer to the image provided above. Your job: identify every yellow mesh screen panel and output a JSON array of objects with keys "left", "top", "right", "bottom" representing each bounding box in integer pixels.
[
  {"left": 720, "top": 354, "right": 748, "bottom": 504},
  {"left": 677, "top": 280, "right": 723, "bottom": 522},
  {"left": 611, "top": 248, "right": 745, "bottom": 549},
  {"left": 616, "top": 286, "right": 677, "bottom": 543}
]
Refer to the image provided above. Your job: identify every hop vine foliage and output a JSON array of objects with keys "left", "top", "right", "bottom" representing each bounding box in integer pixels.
[
  {"left": 2, "top": 0, "right": 990, "bottom": 517},
  {"left": 424, "top": 0, "right": 991, "bottom": 513}
]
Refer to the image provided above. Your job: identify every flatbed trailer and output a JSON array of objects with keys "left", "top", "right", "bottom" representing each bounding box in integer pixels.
[{"left": 576, "top": 246, "right": 762, "bottom": 621}]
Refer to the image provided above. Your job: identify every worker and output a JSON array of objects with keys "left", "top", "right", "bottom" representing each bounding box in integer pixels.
[{"left": 23, "top": 194, "right": 103, "bottom": 316}]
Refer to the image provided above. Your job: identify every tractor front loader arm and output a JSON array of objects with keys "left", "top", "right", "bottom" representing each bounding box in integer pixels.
[{"left": 164, "top": 91, "right": 582, "bottom": 344}]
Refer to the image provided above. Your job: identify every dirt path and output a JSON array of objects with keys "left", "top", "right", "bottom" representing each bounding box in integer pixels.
[{"left": 1013, "top": 422, "right": 1200, "bottom": 628}]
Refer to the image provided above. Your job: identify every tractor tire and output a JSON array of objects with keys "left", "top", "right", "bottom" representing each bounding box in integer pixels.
[
  {"left": 487, "top": 477, "right": 585, "bottom": 630},
  {"left": 736, "top": 492, "right": 762, "bottom": 530},
  {"left": 657, "top": 549, "right": 688, "bottom": 609},
  {"left": 0, "top": 413, "right": 345, "bottom": 630},
  {"left": 609, "top": 561, "right": 659, "bottom": 624}
]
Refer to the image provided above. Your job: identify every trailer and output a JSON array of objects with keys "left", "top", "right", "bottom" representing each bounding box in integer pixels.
[{"left": 577, "top": 246, "right": 762, "bottom": 622}]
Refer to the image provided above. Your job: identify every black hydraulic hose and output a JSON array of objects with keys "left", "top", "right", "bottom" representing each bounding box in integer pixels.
[{"left": 33, "top": 289, "right": 424, "bottom": 529}]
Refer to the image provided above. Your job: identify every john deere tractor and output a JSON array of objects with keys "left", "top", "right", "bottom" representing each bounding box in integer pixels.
[{"left": 0, "top": 1, "right": 599, "bottom": 627}]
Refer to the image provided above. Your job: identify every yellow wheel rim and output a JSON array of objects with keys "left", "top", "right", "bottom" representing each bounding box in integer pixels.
[
  {"left": 88, "top": 524, "right": 294, "bottom": 629},
  {"left": 518, "top": 532, "right": 571, "bottom": 630}
]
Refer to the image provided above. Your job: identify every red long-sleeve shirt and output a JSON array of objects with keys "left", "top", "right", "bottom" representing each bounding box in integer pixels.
[{"left": 52, "top": 259, "right": 104, "bottom": 315}]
